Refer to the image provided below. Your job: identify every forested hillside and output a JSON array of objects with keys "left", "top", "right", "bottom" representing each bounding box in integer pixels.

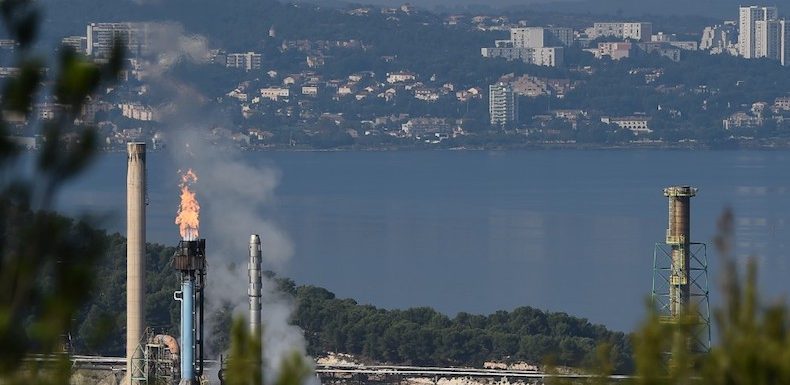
[{"left": 72, "top": 226, "right": 633, "bottom": 372}]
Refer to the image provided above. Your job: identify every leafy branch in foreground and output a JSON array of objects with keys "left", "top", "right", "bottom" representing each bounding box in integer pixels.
[
  {"left": 0, "top": 0, "right": 123, "bottom": 383},
  {"left": 224, "top": 316, "right": 313, "bottom": 385}
]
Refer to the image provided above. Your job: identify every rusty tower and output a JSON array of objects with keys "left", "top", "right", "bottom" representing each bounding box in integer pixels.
[{"left": 652, "top": 186, "right": 711, "bottom": 350}]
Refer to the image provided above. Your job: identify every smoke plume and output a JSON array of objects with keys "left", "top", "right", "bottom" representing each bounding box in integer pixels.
[{"left": 141, "top": 21, "right": 313, "bottom": 383}]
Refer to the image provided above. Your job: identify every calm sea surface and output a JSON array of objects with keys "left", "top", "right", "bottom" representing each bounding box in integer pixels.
[{"left": 55, "top": 150, "right": 790, "bottom": 332}]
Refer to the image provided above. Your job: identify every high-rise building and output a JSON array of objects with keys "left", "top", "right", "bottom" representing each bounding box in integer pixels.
[
  {"left": 86, "top": 23, "right": 150, "bottom": 59},
  {"left": 226, "top": 52, "right": 262, "bottom": 71},
  {"left": 755, "top": 19, "right": 783, "bottom": 59},
  {"left": 510, "top": 27, "right": 575, "bottom": 48},
  {"left": 482, "top": 27, "right": 567, "bottom": 67},
  {"left": 739, "top": 6, "right": 779, "bottom": 58},
  {"left": 489, "top": 83, "right": 517, "bottom": 127}
]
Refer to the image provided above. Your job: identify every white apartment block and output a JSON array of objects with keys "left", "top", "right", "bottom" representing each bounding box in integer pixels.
[
  {"left": 739, "top": 6, "right": 779, "bottom": 58},
  {"left": 226, "top": 52, "right": 262, "bottom": 71},
  {"left": 601, "top": 116, "right": 652, "bottom": 134},
  {"left": 590, "top": 22, "right": 652, "bottom": 42},
  {"left": 701, "top": 22, "right": 739, "bottom": 54},
  {"left": 511, "top": 27, "right": 547, "bottom": 48},
  {"left": 489, "top": 83, "right": 517, "bottom": 126},
  {"left": 121, "top": 103, "right": 157, "bottom": 121},
  {"left": 302, "top": 85, "right": 319, "bottom": 96},
  {"left": 61, "top": 36, "right": 87, "bottom": 54},
  {"left": 481, "top": 46, "right": 563, "bottom": 67},
  {"left": 510, "top": 27, "right": 574, "bottom": 48},
  {"left": 386, "top": 72, "right": 416, "bottom": 83},
  {"left": 260, "top": 87, "right": 290, "bottom": 101},
  {"left": 86, "top": 23, "right": 150, "bottom": 59}
]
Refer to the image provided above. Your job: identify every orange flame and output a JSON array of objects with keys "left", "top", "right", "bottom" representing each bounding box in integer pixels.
[{"left": 175, "top": 169, "right": 200, "bottom": 240}]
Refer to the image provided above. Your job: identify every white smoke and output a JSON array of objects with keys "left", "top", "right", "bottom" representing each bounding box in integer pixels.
[
  {"left": 139, "top": 22, "right": 314, "bottom": 384},
  {"left": 143, "top": 22, "right": 211, "bottom": 78}
]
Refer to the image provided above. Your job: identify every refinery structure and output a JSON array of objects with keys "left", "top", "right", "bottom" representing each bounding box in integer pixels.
[
  {"left": 122, "top": 142, "right": 267, "bottom": 385},
  {"left": 116, "top": 142, "right": 713, "bottom": 385}
]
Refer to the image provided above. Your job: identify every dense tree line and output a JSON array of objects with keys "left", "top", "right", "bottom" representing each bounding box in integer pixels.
[
  {"left": 291, "top": 285, "right": 633, "bottom": 372},
  {"left": 69, "top": 228, "right": 633, "bottom": 372}
]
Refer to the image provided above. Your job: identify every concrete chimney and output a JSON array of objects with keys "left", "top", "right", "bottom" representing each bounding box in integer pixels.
[
  {"left": 249, "top": 234, "right": 262, "bottom": 335},
  {"left": 127, "top": 142, "right": 146, "bottom": 385}
]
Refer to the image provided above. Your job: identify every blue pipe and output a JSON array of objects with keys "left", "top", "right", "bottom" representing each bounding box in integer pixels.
[{"left": 180, "top": 277, "right": 195, "bottom": 382}]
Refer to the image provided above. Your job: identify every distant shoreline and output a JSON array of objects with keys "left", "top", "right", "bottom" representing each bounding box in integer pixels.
[{"left": 93, "top": 140, "right": 790, "bottom": 153}]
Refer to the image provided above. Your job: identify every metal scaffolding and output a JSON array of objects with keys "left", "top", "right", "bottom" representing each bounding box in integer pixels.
[
  {"left": 651, "top": 185, "right": 711, "bottom": 351},
  {"left": 652, "top": 242, "right": 711, "bottom": 350}
]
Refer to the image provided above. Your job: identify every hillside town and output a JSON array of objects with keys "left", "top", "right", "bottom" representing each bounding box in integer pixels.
[{"left": 3, "top": 3, "right": 790, "bottom": 150}]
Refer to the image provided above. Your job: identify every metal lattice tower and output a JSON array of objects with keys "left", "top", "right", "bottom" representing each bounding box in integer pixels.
[{"left": 652, "top": 186, "right": 711, "bottom": 350}]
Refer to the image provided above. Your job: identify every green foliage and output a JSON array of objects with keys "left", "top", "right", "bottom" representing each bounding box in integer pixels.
[
  {"left": 225, "top": 317, "right": 263, "bottom": 385},
  {"left": 71, "top": 234, "right": 180, "bottom": 355},
  {"left": 224, "top": 316, "right": 312, "bottom": 385},
  {"left": 0, "top": 0, "right": 122, "bottom": 383},
  {"left": 292, "top": 285, "right": 634, "bottom": 372}
]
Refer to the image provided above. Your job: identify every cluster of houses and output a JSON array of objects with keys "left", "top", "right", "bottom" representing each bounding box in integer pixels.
[
  {"left": 226, "top": 70, "right": 485, "bottom": 105},
  {"left": 723, "top": 97, "right": 790, "bottom": 130}
]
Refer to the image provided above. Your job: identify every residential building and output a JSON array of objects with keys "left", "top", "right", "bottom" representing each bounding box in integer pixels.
[
  {"left": 739, "top": 6, "right": 779, "bottom": 59},
  {"left": 414, "top": 88, "right": 440, "bottom": 101},
  {"left": 481, "top": 46, "right": 563, "bottom": 66},
  {"left": 755, "top": 19, "right": 782, "bottom": 59},
  {"left": 489, "top": 83, "right": 518, "bottom": 126},
  {"left": 0, "top": 39, "right": 16, "bottom": 50},
  {"left": 547, "top": 27, "right": 575, "bottom": 47},
  {"left": 302, "top": 85, "right": 320, "bottom": 96},
  {"left": 701, "top": 22, "right": 739, "bottom": 54},
  {"left": 482, "top": 27, "right": 566, "bottom": 67},
  {"left": 601, "top": 116, "right": 652, "bottom": 134},
  {"left": 401, "top": 118, "right": 452, "bottom": 137},
  {"left": 510, "top": 26, "right": 574, "bottom": 47},
  {"left": 774, "top": 96, "right": 790, "bottom": 110},
  {"left": 226, "top": 52, "right": 261, "bottom": 71},
  {"left": 306, "top": 55, "right": 325, "bottom": 68},
  {"left": 593, "top": 42, "right": 636, "bottom": 60},
  {"left": 61, "top": 36, "right": 87, "bottom": 54},
  {"left": 638, "top": 42, "right": 682, "bottom": 62},
  {"left": 723, "top": 111, "right": 763, "bottom": 129},
  {"left": 120, "top": 103, "right": 157, "bottom": 121},
  {"left": 590, "top": 22, "right": 653, "bottom": 42},
  {"left": 260, "top": 87, "right": 290, "bottom": 101},
  {"left": 386, "top": 71, "right": 416, "bottom": 83},
  {"left": 86, "top": 22, "right": 150, "bottom": 59}
]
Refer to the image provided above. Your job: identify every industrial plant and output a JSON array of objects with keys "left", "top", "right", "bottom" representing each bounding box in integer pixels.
[
  {"left": 122, "top": 142, "right": 265, "bottom": 385},
  {"left": 117, "top": 142, "right": 713, "bottom": 385}
]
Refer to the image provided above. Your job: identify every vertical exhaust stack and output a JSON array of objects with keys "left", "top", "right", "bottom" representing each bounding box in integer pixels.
[
  {"left": 653, "top": 186, "right": 711, "bottom": 350},
  {"left": 249, "top": 234, "right": 262, "bottom": 335},
  {"left": 126, "top": 142, "right": 146, "bottom": 385},
  {"left": 173, "top": 239, "right": 207, "bottom": 385},
  {"left": 663, "top": 186, "right": 696, "bottom": 318}
]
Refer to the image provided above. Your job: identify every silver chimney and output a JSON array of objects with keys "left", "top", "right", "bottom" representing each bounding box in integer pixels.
[{"left": 248, "top": 234, "right": 262, "bottom": 335}]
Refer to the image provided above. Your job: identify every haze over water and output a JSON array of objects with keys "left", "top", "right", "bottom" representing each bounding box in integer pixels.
[{"left": 58, "top": 150, "right": 790, "bottom": 332}]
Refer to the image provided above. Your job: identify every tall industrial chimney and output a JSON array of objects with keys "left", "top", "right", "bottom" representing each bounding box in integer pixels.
[
  {"left": 249, "top": 234, "right": 262, "bottom": 335},
  {"left": 126, "top": 142, "right": 146, "bottom": 385},
  {"left": 663, "top": 185, "right": 696, "bottom": 318}
]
